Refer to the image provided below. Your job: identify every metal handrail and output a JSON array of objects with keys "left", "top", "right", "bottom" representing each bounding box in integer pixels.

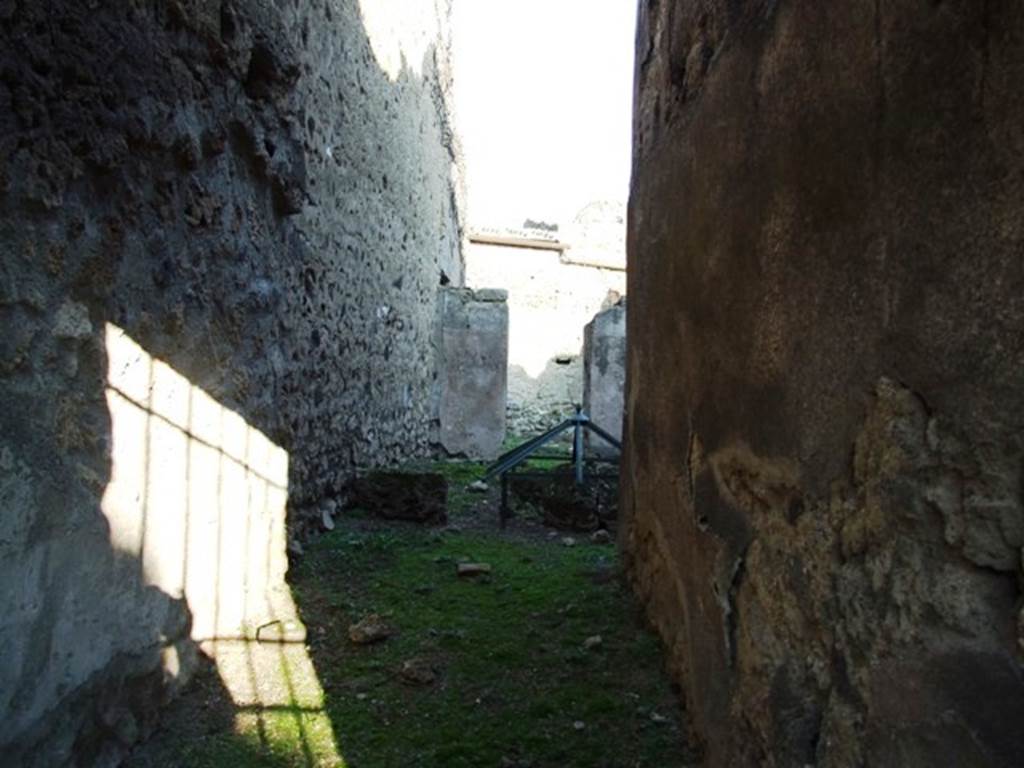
[
  {"left": 483, "top": 406, "right": 621, "bottom": 527},
  {"left": 484, "top": 405, "right": 620, "bottom": 484}
]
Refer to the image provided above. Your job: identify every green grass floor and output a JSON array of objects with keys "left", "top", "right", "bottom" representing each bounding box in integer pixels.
[{"left": 127, "top": 467, "right": 697, "bottom": 768}]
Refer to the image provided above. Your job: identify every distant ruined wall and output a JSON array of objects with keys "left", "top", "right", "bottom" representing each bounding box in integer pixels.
[
  {"left": 625, "top": 2, "right": 1024, "bottom": 766},
  {"left": 465, "top": 241, "right": 625, "bottom": 435},
  {"left": 0, "top": 0, "right": 461, "bottom": 763}
]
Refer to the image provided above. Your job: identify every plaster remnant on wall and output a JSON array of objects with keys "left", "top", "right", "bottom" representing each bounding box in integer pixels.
[{"left": 709, "top": 443, "right": 801, "bottom": 520}]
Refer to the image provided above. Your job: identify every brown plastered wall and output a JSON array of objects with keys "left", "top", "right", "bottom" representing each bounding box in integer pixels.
[{"left": 624, "top": 1, "right": 1024, "bottom": 765}]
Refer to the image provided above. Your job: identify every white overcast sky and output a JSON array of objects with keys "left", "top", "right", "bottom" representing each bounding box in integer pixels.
[{"left": 451, "top": 0, "right": 637, "bottom": 229}]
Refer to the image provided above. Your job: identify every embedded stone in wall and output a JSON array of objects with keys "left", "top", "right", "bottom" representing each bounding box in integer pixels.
[
  {"left": 438, "top": 288, "right": 509, "bottom": 459},
  {"left": 583, "top": 300, "right": 626, "bottom": 457}
]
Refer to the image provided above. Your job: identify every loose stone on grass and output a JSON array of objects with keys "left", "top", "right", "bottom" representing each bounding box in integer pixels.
[
  {"left": 457, "top": 562, "right": 492, "bottom": 577},
  {"left": 590, "top": 529, "right": 612, "bottom": 545},
  {"left": 348, "top": 613, "right": 395, "bottom": 645},
  {"left": 468, "top": 480, "right": 489, "bottom": 492},
  {"left": 398, "top": 657, "right": 437, "bottom": 686},
  {"left": 583, "top": 635, "right": 603, "bottom": 651},
  {"left": 321, "top": 507, "right": 336, "bottom": 531}
]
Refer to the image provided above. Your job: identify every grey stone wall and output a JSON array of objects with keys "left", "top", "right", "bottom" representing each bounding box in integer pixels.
[
  {"left": 437, "top": 287, "right": 508, "bottom": 459},
  {"left": 625, "top": 2, "right": 1024, "bottom": 766},
  {"left": 583, "top": 301, "right": 625, "bottom": 458},
  {"left": 0, "top": 0, "right": 462, "bottom": 763}
]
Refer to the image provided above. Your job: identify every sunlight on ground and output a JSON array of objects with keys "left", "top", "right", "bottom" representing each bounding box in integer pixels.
[
  {"left": 127, "top": 487, "right": 696, "bottom": 766},
  {"left": 208, "top": 638, "right": 345, "bottom": 768}
]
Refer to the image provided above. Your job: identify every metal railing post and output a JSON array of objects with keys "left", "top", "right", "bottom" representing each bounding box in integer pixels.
[
  {"left": 573, "top": 406, "right": 584, "bottom": 486},
  {"left": 480, "top": 406, "right": 621, "bottom": 526}
]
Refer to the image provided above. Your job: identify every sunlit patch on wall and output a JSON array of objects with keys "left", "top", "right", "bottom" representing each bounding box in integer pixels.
[
  {"left": 101, "top": 323, "right": 347, "bottom": 763},
  {"left": 358, "top": 0, "right": 435, "bottom": 81},
  {"left": 101, "top": 323, "right": 289, "bottom": 641}
]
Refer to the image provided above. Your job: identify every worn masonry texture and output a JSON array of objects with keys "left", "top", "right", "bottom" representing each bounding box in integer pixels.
[
  {"left": 0, "top": 0, "right": 462, "bottom": 764},
  {"left": 625, "top": 2, "right": 1024, "bottom": 766}
]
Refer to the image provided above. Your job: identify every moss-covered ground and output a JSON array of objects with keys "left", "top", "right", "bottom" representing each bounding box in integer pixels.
[{"left": 127, "top": 461, "right": 696, "bottom": 768}]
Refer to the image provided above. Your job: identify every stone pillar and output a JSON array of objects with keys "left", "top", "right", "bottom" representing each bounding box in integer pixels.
[
  {"left": 438, "top": 288, "right": 509, "bottom": 458},
  {"left": 583, "top": 301, "right": 626, "bottom": 456}
]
